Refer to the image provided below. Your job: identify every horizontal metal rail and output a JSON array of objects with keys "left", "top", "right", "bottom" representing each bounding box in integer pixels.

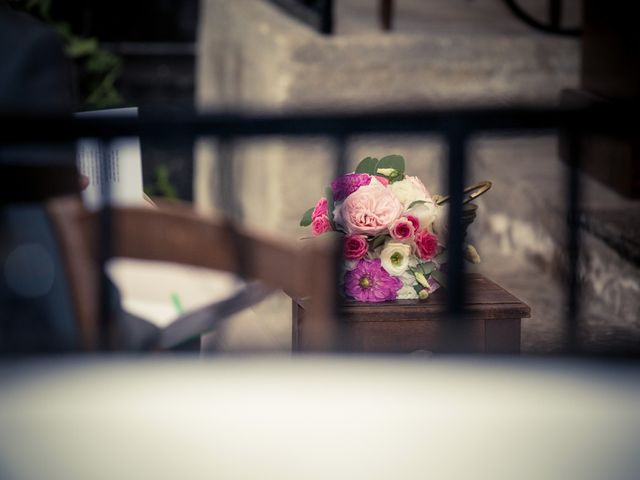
[{"left": 0, "top": 105, "right": 635, "bottom": 143}]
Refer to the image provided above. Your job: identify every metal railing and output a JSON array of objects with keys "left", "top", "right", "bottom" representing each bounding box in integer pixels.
[
  {"left": 267, "top": 0, "right": 333, "bottom": 34},
  {"left": 265, "top": 0, "right": 581, "bottom": 37},
  {"left": 0, "top": 104, "right": 635, "bottom": 354},
  {"left": 503, "top": 0, "right": 581, "bottom": 36}
]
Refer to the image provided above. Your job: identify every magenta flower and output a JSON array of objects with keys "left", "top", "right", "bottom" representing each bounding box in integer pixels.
[
  {"left": 344, "top": 259, "right": 402, "bottom": 302},
  {"left": 331, "top": 173, "right": 372, "bottom": 201}
]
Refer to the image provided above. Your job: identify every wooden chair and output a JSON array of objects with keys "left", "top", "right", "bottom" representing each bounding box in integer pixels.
[{"left": 46, "top": 195, "right": 338, "bottom": 351}]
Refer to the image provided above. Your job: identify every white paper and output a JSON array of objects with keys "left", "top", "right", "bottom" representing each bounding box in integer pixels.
[
  {"left": 106, "top": 259, "right": 245, "bottom": 328},
  {"left": 76, "top": 107, "right": 144, "bottom": 210}
]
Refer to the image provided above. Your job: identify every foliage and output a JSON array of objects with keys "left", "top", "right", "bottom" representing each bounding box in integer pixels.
[
  {"left": 4, "top": 0, "right": 124, "bottom": 109},
  {"left": 144, "top": 165, "right": 179, "bottom": 200}
]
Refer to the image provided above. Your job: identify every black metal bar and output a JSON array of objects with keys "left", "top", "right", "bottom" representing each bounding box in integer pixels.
[
  {"left": 502, "top": 0, "right": 580, "bottom": 36},
  {"left": 332, "top": 135, "right": 348, "bottom": 349},
  {"left": 97, "top": 139, "right": 112, "bottom": 350},
  {"left": 549, "top": 0, "right": 562, "bottom": 30},
  {"left": 319, "top": 0, "right": 333, "bottom": 35},
  {"left": 380, "top": 0, "right": 394, "bottom": 31},
  {"left": 445, "top": 126, "right": 468, "bottom": 315},
  {"left": 565, "top": 129, "right": 582, "bottom": 353},
  {"left": 1, "top": 106, "right": 634, "bottom": 143},
  {"left": 268, "top": 0, "right": 333, "bottom": 35}
]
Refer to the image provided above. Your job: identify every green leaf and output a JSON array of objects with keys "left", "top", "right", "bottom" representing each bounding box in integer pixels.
[
  {"left": 419, "top": 261, "right": 435, "bottom": 275},
  {"left": 407, "top": 200, "right": 427, "bottom": 209},
  {"left": 376, "top": 155, "right": 405, "bottom": 181},
  {"left": 325, "top": 187, "right": 335, "bottom": 227},
  {"left": 431, "top": 270, "right": 448, "bottom": 288},
  {"left": 299, "top": 207, "right": 314, "bottom": 227},
  {"left": 355, "top": 157, "right": 379, "bottom": 174},
  {"left": 433, "top": 251, "right": 449, "bottom": 264},
  {"left": 370, "top": 235, "right": 389, "bottom": 250},
  {"left": 66, "top": 37, "right": 98, "bottom": 58}
]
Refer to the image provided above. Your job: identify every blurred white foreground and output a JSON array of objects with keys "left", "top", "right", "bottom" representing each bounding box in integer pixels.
[{"left": 0, "top": 357, "right": 639, "bottom": 480}]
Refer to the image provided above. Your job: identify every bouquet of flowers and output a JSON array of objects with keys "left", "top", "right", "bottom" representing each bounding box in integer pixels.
[{"left": 300, "top": 155, "right": 481, "bottom": 303}]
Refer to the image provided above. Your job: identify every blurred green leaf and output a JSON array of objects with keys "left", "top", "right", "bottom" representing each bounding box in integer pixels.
[
  {"left": 300, "top": 207, "right": 314, "bottom": 227},
  {"left": 377, "top": 155, "right": 405, "bottom": 179},
  {"left": 66, "top": 37, "right": 99, "bottom": 58},
  {"left": 370, "top": 235, "right": 388, "bottom": 250},
  {"left": 431, "top": 270, "right": 448, "bottom": 288},
  {"left": 355, "top": 157, "right": 378, "bottom": 175}
]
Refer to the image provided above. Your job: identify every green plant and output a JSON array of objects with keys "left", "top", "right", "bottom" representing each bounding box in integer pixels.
[
  {"left": 4, "top": 0, "right": 124, "bottom": 109},
  {"left": 144, "top": 165, "right": 179, "bottom": 200}
]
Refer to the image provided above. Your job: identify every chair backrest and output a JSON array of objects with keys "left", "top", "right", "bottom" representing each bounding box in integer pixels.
[{"left": 46, "top": 195, "right": 338, "bottom": 351}]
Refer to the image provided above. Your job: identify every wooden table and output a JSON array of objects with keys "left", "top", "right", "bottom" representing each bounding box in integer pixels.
[{"left": 292, "top": 273, "right": 530, "bottom": 354}]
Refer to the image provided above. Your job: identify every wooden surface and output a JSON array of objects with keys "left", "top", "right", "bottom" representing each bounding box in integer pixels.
[{"left": 292, "top": 273, "right": 530, "bottom": 354}]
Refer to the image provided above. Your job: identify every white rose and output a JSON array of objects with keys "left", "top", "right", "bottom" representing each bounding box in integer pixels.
[
  {"left": 407, "top": 199, "right": 438, "bottom": 232},
  {"left": 432, "top": 203, "right": 448, "bottom": 239},
  {"left": 380, "top": 241, "right": 412, "bottom": 276},
  {"left": 396, "top": 285, "right": 419, "bottom": 300},
  {"left": 389, "top": 176, "right": 430, "bottom": 209}
]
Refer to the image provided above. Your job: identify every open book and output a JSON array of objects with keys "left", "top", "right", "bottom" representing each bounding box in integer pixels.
[{"left": 76, "top": 107, "right": 145, "bottom": 210}]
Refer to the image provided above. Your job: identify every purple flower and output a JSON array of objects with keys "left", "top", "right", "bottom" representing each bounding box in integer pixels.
[
  {"left": 344, "top": 258, "right": 402, "bottom": 302},
  {"left": 331, "top": 173, "right": 372, "bottom": 202}
]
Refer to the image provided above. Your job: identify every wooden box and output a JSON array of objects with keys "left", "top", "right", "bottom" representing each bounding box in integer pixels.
[{"left": 292, "top": 274, "right": 530, "bottom": 354}]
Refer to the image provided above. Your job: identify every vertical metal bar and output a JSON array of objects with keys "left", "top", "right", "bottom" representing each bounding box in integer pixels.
[
  {"left": 549, "top": 0, "right": 562, "bottom": 30},
  {"left": 98, "top": 137, "right": 112, "bottom": 350},
  {"left": 332, "top": 135, "right": 348, "bottom": 346},
  {"left": 565, "top": 128, "right": 581, "bottom": 353},
  {"left": 380, "top": 0, "right": 394, "bottom": 31},
  {"left": 446, "top": 127, "right": 467, "bottom": 315},
  {"left": 319, "top": 0, "right": 334, "bottom": 35}
]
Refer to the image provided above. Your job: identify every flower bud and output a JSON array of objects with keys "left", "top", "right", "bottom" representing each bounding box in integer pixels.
[
  {"left": 414, "top": 271, "right": 429, "bottom": 288},
  {"left": 376, "top": 167, "right": 398, "bottom": 178},
  {"left": 418, "top": 289, "right": 430, "bottom": 300},
  {"left": 464, "top": 244, "right": 481, "bottom": 264}
]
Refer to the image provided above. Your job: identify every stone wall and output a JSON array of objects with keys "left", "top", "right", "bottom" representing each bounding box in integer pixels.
[
  {"left": 194, "top": 0, "right": 604, "bottom": 351},
  {"left": 196, "top": 0, "right": 579, "bottom": 243}
]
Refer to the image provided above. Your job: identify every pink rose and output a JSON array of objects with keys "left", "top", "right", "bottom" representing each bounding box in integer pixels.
[
  {"left": 311, "top": 215, "right": 332, "bottom": 236},
  {"left": 415, "top": 229, "right": 439, "bottom": 260},
  {"left": 406, "top": 214, "right": 420, "bottom": 231},
  {"left": 337, "top": 183, "right": 404, "bottom": 235},
  {"left": 374, "top": 176, "right": 390, "bottom": 186},
  {"left": 343, "top": 235, "right": 368, "bottom": 260},
  {"left": 389, "top": 217, "right": 415, "bottom": 241},
  {"left": 312, "top": 197, "right": 328, "bottom": 220}
]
